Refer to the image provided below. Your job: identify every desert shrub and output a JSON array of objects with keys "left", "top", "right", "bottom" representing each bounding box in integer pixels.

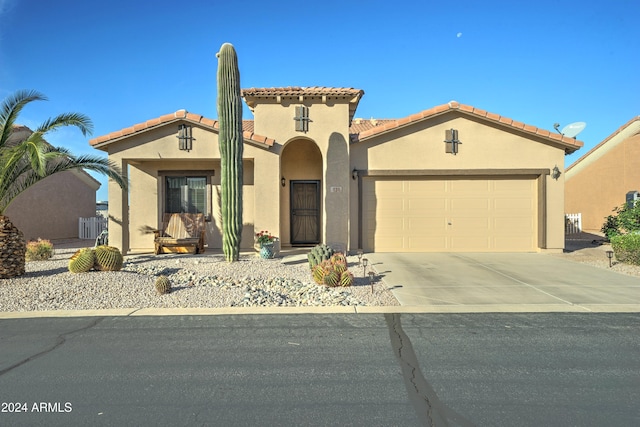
[
  {"left": 25, "top": 239, "right": 54, "bottom": 261},
  {"left": 610, "top": 233, "right": 640, "bottom": 266},
  {"left": 602, "top": 201, "right": 640, "bottom": 239}
]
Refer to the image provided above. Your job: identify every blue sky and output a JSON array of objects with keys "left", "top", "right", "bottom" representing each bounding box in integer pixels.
[{"left": 1, "top": 0, "right": 638, "bottom": 202}]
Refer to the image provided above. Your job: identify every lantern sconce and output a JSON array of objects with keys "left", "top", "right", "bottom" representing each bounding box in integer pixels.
[
  {"left": 281, "top": 177, "right": 286, "bottom": 187},
  {"left": 552, "top": 165, "right": 561, "bottom": 180},
  {"left": 352, "top": 168, "right": 358, "bottom": 180}
]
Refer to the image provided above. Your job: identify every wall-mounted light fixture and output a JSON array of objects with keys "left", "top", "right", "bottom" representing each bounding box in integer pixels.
[
  {"left": 281, "top": 177, "right": 286, "bottom": 187},
  {"left": 444, "top": 129, "right": 461, "bottom": 155},
  {"left": 352, "top": 168, "right": 358, "bottom": 180},
  {"left": 552, "top": 165, "right": 561, "bottom": 180}
]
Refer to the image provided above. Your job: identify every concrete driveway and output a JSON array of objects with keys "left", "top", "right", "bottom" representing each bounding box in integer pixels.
[{"left": 365, "top": 253, "right": 640, "bottom": 312}]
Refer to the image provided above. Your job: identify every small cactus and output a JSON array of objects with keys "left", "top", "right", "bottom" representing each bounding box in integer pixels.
[
  {"left": 307, "top": 244, "right": 335, "bottom": 269},
  {"left": 312, "top": 263, "right": 326, "bottom": 284},
  {"left": 339, "top": 270, "right": 354, "bottom": 287},
  {"left": 155, "top": 275, "right": 172, "bottom": 295},
  {"left": 94, "top": 245, "right": 123, "bottom": 271},
  {"left": 330, "top": 252, "right": 347, "bottom": 265},
  {"left": 323, "top": 269, "right": 340, "bottom": 287},
  {"left": 68, "top": 248, "right": 95, "bottom": 273}
]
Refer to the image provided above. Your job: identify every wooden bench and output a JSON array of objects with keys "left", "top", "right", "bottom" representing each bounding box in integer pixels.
[{"left": 154, "top": 213, "right": 205, "bottom": 255}]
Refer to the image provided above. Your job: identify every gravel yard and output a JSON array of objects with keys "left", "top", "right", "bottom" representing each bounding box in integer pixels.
[
  {"left": 552, "top": 234, "right": 640, "bottom": 278},
  {"left": 2, "top": 235, "right": 638, "bottom": 314},
  {"left": 0, "top": 240, "right": 399, "bottom": 312}
]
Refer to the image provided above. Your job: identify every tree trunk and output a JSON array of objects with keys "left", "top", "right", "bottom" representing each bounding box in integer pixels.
[{"left": 0, "top": 215, "right": 26, "bottom": 278}]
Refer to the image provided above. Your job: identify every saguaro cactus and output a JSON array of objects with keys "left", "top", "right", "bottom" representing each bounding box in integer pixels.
[{"left": 216, "top": 43, "right": 244, "bottom": 262}]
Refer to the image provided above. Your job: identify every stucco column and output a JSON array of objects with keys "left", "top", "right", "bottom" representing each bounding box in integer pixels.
[
  {"left": 107, "top": 159, "right": 129, "bottom": 253},
  {"left": 324, "top": 132, "right": 350, "bottom": 251}
]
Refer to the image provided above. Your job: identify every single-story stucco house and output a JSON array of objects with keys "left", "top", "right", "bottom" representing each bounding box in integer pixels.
[
  {"left": 90, "top": 87, "right": 582, "bottom": 255},
  {"left": 565, "top": 116, "right": 640, "bottom": 232},
  {"left": 6, "top": 126, "right": 101, "bottom": 241}
]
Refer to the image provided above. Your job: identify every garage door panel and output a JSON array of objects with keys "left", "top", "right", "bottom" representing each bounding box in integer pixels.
[
  {"left": 451, "top": 198, "right": 490, "bottom": 211},
  {"left": 494, "top": 236, "right": 534, "bottom": 249},
  {"left": 453, "top": 217, "right": 491, "bottom": 232},
  {"left": 364, "top": 177, "right": 537, "bottom": 252},
  {"left": 450, "top": 180, "right": 490, "bottom": 192},
  {"left": 408, "top": 197, "right": 446, "bottom": 211},
  {"left": 494, "top": 217, "right": 534, "bottom": 232},
  {"left": 407, "top": 180, "right": 446, "bottom": 192},
  {"left": 408, "top": 217, "right": 446, "bottom": 232}
]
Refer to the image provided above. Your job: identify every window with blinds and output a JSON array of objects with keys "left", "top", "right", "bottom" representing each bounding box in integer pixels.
[{"left": 165, "top": 176, "right": 207, "bottom": 214}]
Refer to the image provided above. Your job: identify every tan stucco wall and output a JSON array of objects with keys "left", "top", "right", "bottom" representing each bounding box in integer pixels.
[
  {"left": 6, "top": 170, "right": 99, "bottom": 240},
  {"left": 253, "top": 100, "right": 352, "bottom": 250},
  {"left": 102, "top": 121, "right": 277, "bottom": 253},
  {"left": 565, "top": 133, "right": 640, "bottom": 232},
  {"left": 349, "top": 113, "right": 567, "bottom": 251}
]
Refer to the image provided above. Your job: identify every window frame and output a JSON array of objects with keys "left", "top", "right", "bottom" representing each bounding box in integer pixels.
[{"left": 159, "top": 171, "right": 213, "bottom": 221}]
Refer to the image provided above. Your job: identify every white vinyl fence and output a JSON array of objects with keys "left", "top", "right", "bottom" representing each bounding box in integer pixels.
[
  {"left": 79, "top": 217, "right": 108, "bottom": 240},
  {"left": 565, "top": 213, "right": 582, "bottom": 234}
]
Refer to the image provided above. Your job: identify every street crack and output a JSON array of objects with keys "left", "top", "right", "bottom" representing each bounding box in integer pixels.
[
  {"left": 0, "top": 317, "right": 104, "bottom": 377},
  {"left": 385, "top": 313, "right": 475, "bottom": 427}
]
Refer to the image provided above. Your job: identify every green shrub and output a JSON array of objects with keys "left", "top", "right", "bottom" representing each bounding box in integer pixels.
[
  {"left": 610, "top": 233, "right": 640, "bottom": 266},
  {"left": 602, "top": 201, "right": 640, "bottom": 239},
  {"left": 25, "top": 239, "right": 54, "bottom": 261}
]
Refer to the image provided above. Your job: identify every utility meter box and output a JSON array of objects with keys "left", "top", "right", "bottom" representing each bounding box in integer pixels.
[{"left": 626, "top": 190, "right": 639, "bottom": 208}]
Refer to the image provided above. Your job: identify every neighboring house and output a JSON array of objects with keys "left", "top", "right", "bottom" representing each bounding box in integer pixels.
[
  {"left": 5, "top": 126, "right": 101, "bottom": 241},
  {"left": 90, "top": 87, "right": 582, "bottom": 254},
  {"left": 565, "top": 116, "right": 640, "bottom": 232}
]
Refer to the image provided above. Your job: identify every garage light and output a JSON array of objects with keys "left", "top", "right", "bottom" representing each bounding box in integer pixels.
[{"left": 552, "top": 165, "right": 561, "bottom": 180}]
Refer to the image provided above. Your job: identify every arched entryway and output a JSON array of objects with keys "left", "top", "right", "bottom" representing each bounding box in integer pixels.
[{"left": 280, "top": 138, "right": 323, "bottom": 246}]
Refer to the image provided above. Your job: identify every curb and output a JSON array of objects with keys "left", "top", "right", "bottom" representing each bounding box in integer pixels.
[{"left": 1, "top": 304, "right": 639, "bottom": 319}]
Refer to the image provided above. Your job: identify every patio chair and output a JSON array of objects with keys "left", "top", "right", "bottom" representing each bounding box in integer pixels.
[{"left": 154, "top": 213, "right": 205, "bottom": 255}]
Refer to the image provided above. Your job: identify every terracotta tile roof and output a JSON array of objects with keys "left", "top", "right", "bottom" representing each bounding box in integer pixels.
[
  {"left": 351, "top": 101, "right": 583, "bottom": 154},
  {"left": 89, "top": 110, "right": 274, "bottom": 148},
  {"left": 242, "top": 86, "right": 365, "bottom": 122},
  {"left": 566, "top": 115, "right": 640, "bottom": 173},
  {"left": 349, "top": 118, "right": 396, "bottom": 135},
  {"left": 241, "top": 86, "right": 364, "bottom": 97}
]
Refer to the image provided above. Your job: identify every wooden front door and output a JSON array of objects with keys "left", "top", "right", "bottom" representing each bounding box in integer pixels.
[{"left": 290, "top": 180, "right": 320, "bottom": 245}]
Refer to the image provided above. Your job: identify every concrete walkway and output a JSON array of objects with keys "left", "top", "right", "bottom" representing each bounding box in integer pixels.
[{"left": 366, "top": 252, "right": 640, "bottom": 313}]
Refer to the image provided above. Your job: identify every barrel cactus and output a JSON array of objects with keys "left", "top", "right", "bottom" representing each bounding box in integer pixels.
[
  {"left": 216, "top": 42, "right": 243, "bottom": 263},
  {"left": 94, "top": 245, "right": 123, "bottom": 271},
  {"left": 312, "top": 261, "right": 328, "bottom": 284},
  {"left": 339, "top": 270, "right": 354, "bottom": 287},
  {"left": 307, "top": 244, "right": 335, "bottom": 269},
  {"left": 68, "top": 248, "right": 95, "bottom": 273},
  {"left": 323, "top": 269, "right": 340, "bottom": 287},
  {"left": 155, "top": 275, "right": 172, "bottom": 295}
]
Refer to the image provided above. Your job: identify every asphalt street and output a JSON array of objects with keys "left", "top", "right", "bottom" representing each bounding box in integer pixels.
[{"left": 0, "top": 313, "right": 638, "bottom": 426}]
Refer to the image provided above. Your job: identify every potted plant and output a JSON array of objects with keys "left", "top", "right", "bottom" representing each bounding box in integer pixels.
[{"left": 255, "top": 230, "right": 278, "bottom": 259}]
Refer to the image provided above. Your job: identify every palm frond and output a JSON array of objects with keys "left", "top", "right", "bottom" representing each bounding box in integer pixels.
[
  {"left": 0, "top": 90, "right": 47, "bottom": 149},
  {"left": 0, "top": 90, "right": 128, "bottom": 215},
  {"left": 0, "top": 152, "right": 128, "bottom": 213},
  {"left": 36, "top": 112, "right": 94, "bottom": 137}
]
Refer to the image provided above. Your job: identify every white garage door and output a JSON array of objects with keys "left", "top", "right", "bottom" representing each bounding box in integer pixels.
[{"left": 363, "top": 177, "right": 537, "bottom": 252}]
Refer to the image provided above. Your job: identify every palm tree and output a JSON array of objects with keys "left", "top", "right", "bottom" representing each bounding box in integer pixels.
[{"left": 0, "top": 90, "right": 127, "bottom": 278}]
